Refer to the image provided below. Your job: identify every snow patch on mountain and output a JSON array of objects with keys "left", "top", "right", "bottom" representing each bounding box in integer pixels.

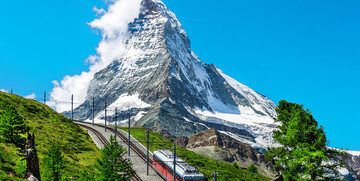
[
  {"left": 108, "top": 93, "right": 150, "bottom": 111},
  {"left": 133, "top": 111, "right": 148, "bottom": 122},
  {"left": 217, "top": 68, "right": 276, "bottom": 117},
  {"left": 193, "top": 109, "right": 277, "bottom": 148},
  {"left": 84, "top": 93, "right": 150, "bottom": 124},
  {"left": 194, "top": 109, "right": 275, "bottom": 126},
  {"left": 348, "top": 150, "right": 360, "bottom": 156}
]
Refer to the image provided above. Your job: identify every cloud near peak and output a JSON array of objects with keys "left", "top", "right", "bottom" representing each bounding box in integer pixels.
[
  {"left": 0, "top": 89, "right": 7, "bottom": 93},
  {"left": 50, "top": 0, "right": 142, "bottom": 113},
  {"left": 24, "top": 93, "right": 36, "bottom": 99}
]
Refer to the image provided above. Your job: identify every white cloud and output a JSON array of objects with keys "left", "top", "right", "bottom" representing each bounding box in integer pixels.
[
  {"left": 93, "top": 7, "right": 106, "bottom": 16},
  {"left": 24, "top": 93, "right": 36, "bottom": 99},
  {"left": 50, "top": 0, "right": 142, "bottom": 113},
  {"left": 0, "top": 89, "right": 7, "bottom": 93},
  {"left": 89, "top": 0, "right": 142, "bottom": 63}
]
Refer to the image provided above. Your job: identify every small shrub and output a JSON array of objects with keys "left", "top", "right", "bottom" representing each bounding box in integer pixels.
[
  {"left": 15, "top": 158, "right": 27, "bottom": 176},
  {"left": 0, "top": 146, "right": 7, "bottom": 162},
  {"left": 78, "top": 170, "right": 95, "bottom": 181},
  {"left": 247, "top": 164, "right": 258, "bottom": 173},
  {"left": 233, "top": 162, "right": 239, "bottom": 169},
  {"left": 0, "top": 169, "right": 12, "bottom": 180}
]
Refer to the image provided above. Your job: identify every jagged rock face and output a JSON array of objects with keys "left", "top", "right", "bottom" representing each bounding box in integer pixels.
[
  {"left": 344, "top": 154, "right": 360, "bottom": 180},
  {"left": 173, "top": 136, "right": 189, "bottom": 148},
  {"left": 186, "top": 129, "right": 266, "bottom": 163},
  {"left": 186, "top": 129, "right": 276, "bottom": 178},
  {"left": 70, "top": 0, "right": 278, "bottom": 149}
]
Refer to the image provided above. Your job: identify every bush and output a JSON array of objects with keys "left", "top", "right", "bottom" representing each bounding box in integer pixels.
[
  {"left": 0, "top": 146, "right": 7, "bottom": 162},
  {"left": 247, "top": 164, "right": 258, "bottom": 173},
  {"left": 78, "top": 169, "right": 95, "bottom": 181},
  {"left": 15, "top": 158, "right": 26, "bottom": 176},
  {"left": 233, "top": 162, "right": 239, "bottom": 169}
]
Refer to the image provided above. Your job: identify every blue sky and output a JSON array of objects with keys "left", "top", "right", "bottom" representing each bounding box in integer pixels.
[{"left": 0, "top": 0, "right": 359, "bottom": 150}]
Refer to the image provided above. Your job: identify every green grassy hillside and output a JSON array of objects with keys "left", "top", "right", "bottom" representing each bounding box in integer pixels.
[
  {"left": 0, "top": 92, "right": 100, "bottom": 180},
  {"left": 120, "top": 127, "right": 270, "bottom": 181}
]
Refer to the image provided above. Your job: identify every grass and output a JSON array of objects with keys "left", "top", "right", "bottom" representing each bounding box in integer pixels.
[
  {"left": 0, "top": 92, "right": 101, "bottom": 180},
  {"left": 119, "top": 127, "right": 270, "bottom": 181}
]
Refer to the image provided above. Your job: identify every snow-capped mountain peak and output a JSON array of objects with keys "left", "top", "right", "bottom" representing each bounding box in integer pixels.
[{"left": 69, "top": 0, "right": 277, "bottom": 149}]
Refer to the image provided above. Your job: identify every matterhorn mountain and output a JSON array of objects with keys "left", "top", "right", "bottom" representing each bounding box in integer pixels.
[{"left": 69, "top": 0, "right": 278, "bottom": 150}]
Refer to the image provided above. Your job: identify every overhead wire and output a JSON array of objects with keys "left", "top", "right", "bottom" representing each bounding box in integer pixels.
[{"left": 6, "top": 89, "right": 254, "bottom": 147}]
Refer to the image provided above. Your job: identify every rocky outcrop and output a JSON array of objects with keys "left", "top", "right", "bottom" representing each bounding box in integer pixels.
[
  {"left": 343, "top": 154, "right": 360, "bottom": 180},
  {"left": 185, "top": 129, "right": 275, "bottom": 178},
  {"left": 186, "top": 129, "right": 266, "bottom": 163},
  {"left": 173, "top": 136, "right": 188, "bottom": 147}
]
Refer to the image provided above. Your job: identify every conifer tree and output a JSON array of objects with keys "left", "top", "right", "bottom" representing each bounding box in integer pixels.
[
  {"left": 96, "top": 135, "right": 136, "bottom": 181},
  {"left": 266, "top": 100, "right": 345, "bottom": 181},
  {"left": 0, "top": 105, "right": 28, "bottom": 143},
  {"left": 43, "top": 142, "right": 65, "bottom": 181}
]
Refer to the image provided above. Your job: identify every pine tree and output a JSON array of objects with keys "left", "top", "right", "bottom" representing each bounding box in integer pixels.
[
  {"left": 96, "top": 135, "right": 136, "bottom": 181},
  {"left": 265, "top": 100, "right": 345, "bottom": 181},
  {"left": 0, "top": 105, "right": 28, "bottom": 143},
  {"left": 43, "top": 142, "right": 65, "bottom": 181}
]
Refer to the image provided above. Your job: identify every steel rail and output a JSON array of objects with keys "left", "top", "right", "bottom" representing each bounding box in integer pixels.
[
  {"left": 74, "top": 121, "right": 167, "bottom": 181},
  {"left": 77, "top": 123, "right": 143, "bottom": 181}
]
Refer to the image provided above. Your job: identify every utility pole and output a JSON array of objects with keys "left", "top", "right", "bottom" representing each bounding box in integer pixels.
[
  {"left": 147, "top": 128, "right": 149, "bottom": 175},
  {"left": 173, "top": 144, "right": 176, "bottom": 181},
  {"left": 128, "top": 111, "right": 131, "bottom": 157},
  {"left": 71, "top": 94, "right": 73, "bottom": 121},
  {"left": 115, "top": 108, "right": 117, "bottom": 142},
  {"left": 43, "top": 91, "right": 46, "bottom": 105},
  {"left": 92, "top": 97, "right": 95, "bottom": 126},
  {"left": 104, "top": 100, "right": 107, "bottom": 132}
]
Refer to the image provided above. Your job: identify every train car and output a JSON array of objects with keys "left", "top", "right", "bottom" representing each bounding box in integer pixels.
[{"left": 153, "top": 149, "right": 205, "bottom": 181}]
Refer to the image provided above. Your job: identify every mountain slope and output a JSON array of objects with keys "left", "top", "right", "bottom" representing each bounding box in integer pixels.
[
  {"left": 0, "top": 92, "right": 100, "bottom": 179},
  {"left": 70, "top": 0, "right": 277, "bottom": 149}
]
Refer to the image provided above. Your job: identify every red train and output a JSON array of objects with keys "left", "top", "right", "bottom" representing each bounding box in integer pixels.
[{"left": 153, "top": 149, "right": 205, "bottom": 181}]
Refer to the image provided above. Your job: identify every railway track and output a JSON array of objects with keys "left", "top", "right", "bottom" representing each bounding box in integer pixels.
[
  {"left": 77, "top": 123, "right": 143, "bottom": 181},
  {"left": 75, "top": 121, "right": 167, "bottom": 181}
]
